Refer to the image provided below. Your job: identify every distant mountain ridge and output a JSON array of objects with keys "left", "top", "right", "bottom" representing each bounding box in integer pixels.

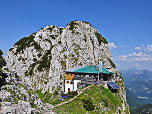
[
  {"left": 120, "top": 68, "right": 152, "bottom": 85},
  {"left": 120, "top": 68, "right": 152, "bottom": 110},
  {"left": 130, "top": 104, "right": 152, "bottom": 114}
]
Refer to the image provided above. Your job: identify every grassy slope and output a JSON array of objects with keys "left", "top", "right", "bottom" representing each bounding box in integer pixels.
[{"left": 54, "top": 85, "right": 126, "bottom": 114}]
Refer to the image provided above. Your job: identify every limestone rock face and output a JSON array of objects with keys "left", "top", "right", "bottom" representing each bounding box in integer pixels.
[
  {"left": 0, "top": 101, "right": 34, "bottom": 114},
  {"left": 5, "top": 21, "right": 114, "bottom": 93},
  {"left": 0, "top": 90, "right": 11, "bottom": 100}
]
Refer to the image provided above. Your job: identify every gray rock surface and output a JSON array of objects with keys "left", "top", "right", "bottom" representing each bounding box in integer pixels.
[
  {"left": 0, "top": 21, "right": 129, "bottom": 113},
  {"left": 0, "top": 90, "right": 11, "bottom": 99},
  {"left": 4, "top": 21, "right": 114, "bottom": 94},
  {"left": 0, "top": 101, "right": 35, "bottom": 114}
]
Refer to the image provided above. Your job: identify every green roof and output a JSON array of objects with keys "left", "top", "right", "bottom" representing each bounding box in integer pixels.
[
  {"left": 73, "top": 65, "right": 113, "bottom": 74},
  {"left": 102, "top": 67, "right": 113, "bottom": 74},
  {"left": 74, "top": 65, "right": 99, "bottom": 73}
]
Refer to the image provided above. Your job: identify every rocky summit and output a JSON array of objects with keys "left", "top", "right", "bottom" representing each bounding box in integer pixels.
[
  {"left": 0, "top": 21, "right": 129, "bottom": 113},
  {"left": 5, "top": 21, "right": 114, "bottom": 93}
]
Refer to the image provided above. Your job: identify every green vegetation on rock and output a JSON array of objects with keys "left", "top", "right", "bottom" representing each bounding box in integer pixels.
[
  {"left": 0, "top": 50, "right": 3, "bottom": 79},
  {"left": 46, "top": 25, "right": 55, "bottom": 33},
  {"left": 82, "top": 21, "right": 92, "bottom": 27},
  {"left": 0, "top": 49, "right": 3, "bottom": 55},
  {"left": 95, "top": 31, "right": 108, "bottom": 45},
  {"left": 36, "top": 89, "right": 52, "bottom": 103},
  {"left": 68, "top": 21, "right": 78, "bottom": 30},
  {"left": 0, "top": 49, "right": 6, "bottom": 84},
  {"left": 14, "top": 35, "right": 41, "bottom": 55},
  {"left": 59, "top": 27, "right": 63, "bottom": 34},
  {"left": 107, "top": 58, "right": 116, "bottom": 68},
  {"left": 29, "top": 63, "right": 36, "bottom": 76},
  {"left": 37, "top": 48, "right": 52, "bottom": 72},
  {"left": 60, "top": 60, "right": 66, "bottom": 70}
]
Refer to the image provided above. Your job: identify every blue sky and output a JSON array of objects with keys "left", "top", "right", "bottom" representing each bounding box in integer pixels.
[{"left": 0, "top": 0, "right": 152, "bottom": 70}]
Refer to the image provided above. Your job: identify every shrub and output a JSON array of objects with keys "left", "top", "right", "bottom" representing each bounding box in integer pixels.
[
  {"left": 101, "top": 95, "right": 109, "bottom": 107},
  {"left": 60, "top": 60, "right": 66, "bottom": 69},
  {"left": 50, "top": 35, "right": 56, "bottom": 40},
  {"left": 82, "top": 21, "right": 92, "bottom": 27},
  {"left": 47, "top": 27, "right": 54, "bottom": 33},
  {"left": 68, "top": 91, "right": 78, "bottom": 98},
  {"left": 37, "top": 53, "right": 42, "bottom": 58},
  {"left": 37, "top": 48, "right": 53, "bottom": 72},
  {"left": 39, "top": 35, "right": 42, "bottom": 39},
  {"left": 14, "top": 35, "right": 41, "bottom": 55},
  {"left": 9, "top": 48, "right": 14, "bottom": 51},
  {"left": 28, "top": 63, "right": 36, "bottom": 76},
  {"left": 36, "top": 89, "right": 44, "bottom": 100},
  {"left": 59, "top": 28, "right": 63, "bottom": 34},
  {"left": 107, "top": 58, "right": 116, "bottom": 68},
  {"left": 37, "top": 55, "right": 50, "bottom": 71},
  {"left": 68, "top": 21, "right": 78, "bottom": 30},
  {"left": 0, "top": 50, "right": 3, "bottom": 55},
  {"left": 95, "top": 32, "right": 108, "bottom": 45},
  {"left": 30, "top": 101, "right": 37, "bottom": 108},
  {"left": 58, "top": 41, "right": 62, "bottom": 44},
  {"left": 44, "top": 39, "right": 51, "bottom": 43},
  {"left": 82, "top": 97, "right": 95, "bottom": 111},
  {"left": 54, "top": 90, "right": 58, "bottom": 96},
  {"left": 33, "top": 58, "right": 37, "bottom": 62}
]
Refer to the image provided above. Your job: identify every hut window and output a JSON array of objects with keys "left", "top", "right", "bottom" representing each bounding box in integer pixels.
[{"left": 66, "top": 81, "right": 69, "bottom": 84}]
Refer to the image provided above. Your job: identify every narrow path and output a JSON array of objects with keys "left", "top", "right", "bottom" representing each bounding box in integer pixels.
[{"left": 54, "top": 84, "right": 93, "bottom": 107}]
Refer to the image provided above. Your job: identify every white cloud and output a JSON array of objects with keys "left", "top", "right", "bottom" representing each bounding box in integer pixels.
[
  {"left": 128, "top": 52, "right": 150, "bottom": 57},
  {"left": 108, "top": 42, "right": 117, "bottom": 49},
  {"left": 135, "top": 47, "right": 142, "bottom": 50},
  {"left": 117, "top": 54, "right": 127, "bottom": 58},
  {"left": 131, "top": 57, "right": 149, "bottom": 61},
  {"left": 114, "top": 52, "right": 152, "bottom": 62},
  {"left": 135, "top": 44, "right": 152, "bottom": 52},
  {"left": 128, "top": 52, "right": 143, "bottom": 57},
  {"left": 112, "top": 57, "right": 131, "bottom": 61},
  {"left": 146, "top": 45, "right": 152, "bottom": 52}
]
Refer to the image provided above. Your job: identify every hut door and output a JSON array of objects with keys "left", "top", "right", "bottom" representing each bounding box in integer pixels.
[{"left": 68, "top": 88, "right": 70, "bottom": 92}]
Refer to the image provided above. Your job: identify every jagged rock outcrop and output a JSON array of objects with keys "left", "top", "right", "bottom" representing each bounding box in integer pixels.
[
  {"left": 0, "top": 101, "right": 34, "bottom": 114},
  {"left": 0, "top": 70, "right": 48, "bottom": 113},
  {"left": 5, "top": 21, "right": 115, "bottom": 93}
]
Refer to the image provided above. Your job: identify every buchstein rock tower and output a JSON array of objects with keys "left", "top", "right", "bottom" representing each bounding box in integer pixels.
[
  {"left": 0, "top": 20, "right": 130, "bottom": 113},
  {"left": 5, "top": 21, "right": 114, "bottom": 93}
]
